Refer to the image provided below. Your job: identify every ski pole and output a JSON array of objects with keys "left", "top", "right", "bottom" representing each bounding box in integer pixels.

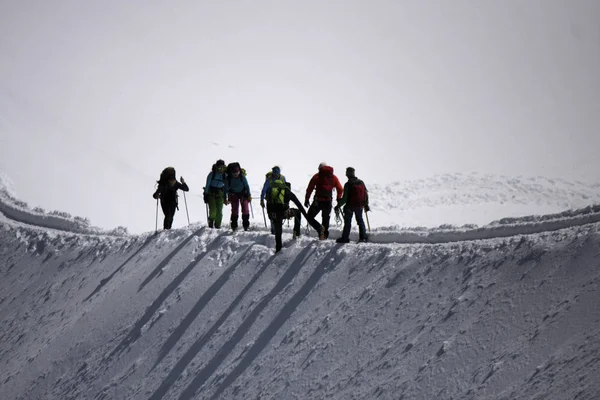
[
  {"left": 250, "top": 201, "right": 254, "bottom": 219},
  {"left": 205, "top": 203, "right": 209, "bottom": 223},
  {"left": 365, "top": 209, "right": 371, "bottom": 231},
  {"left": 183, "top": 191, "right": 190, "bottom": 225},
  {"left": 155, "top": 197, "right": 159, "bottom": 233}
]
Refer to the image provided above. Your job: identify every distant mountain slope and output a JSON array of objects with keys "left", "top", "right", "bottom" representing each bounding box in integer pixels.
[{"left": 365, "top": 172, "right": 600, "bottom": 228}]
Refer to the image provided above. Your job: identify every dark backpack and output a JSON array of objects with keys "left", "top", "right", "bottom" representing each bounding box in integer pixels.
[
  {"left": 348, "top": 179, "right": 367, "bottom": 207},
  {"left": 227, "top": 162, "right": 247, "bottom": 186},
  {"left": 159, "top": 167, "right": 176, "bottom": 183},
  {"left": 315, "top": 166, "right": 335, "bottom": 200},
  {"left": 157, "top": 167, "right": 178, "bottom": 203}
]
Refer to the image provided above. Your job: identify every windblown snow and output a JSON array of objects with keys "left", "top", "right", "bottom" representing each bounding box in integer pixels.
[{"left": 1, "top": 173, "right": 600, "bottom": 400}]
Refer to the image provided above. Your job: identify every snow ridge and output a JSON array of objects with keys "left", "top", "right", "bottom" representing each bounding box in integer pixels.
[
  {"left": 1, "top": 173, "right": 600, "bottom": 399},
  {"left": 0, "top": 218, "right": 599, "bottom": 399}
]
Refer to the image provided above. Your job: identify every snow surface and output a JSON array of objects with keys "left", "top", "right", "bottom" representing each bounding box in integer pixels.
[{"left": 1, "top": 173, "right": 600, "bottom": 399}]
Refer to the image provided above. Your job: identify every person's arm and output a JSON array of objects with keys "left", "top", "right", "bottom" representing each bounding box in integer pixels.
[
  {"left": 333, "top": 175, "right": 344, "bottom": 200},
  {"left": 242, "top": 175, "right": 251, "bottom": 197},
  {"left": 304, "top": 174, "right": 317, "bottom": 203},
  {"left": 205, "top": 173, "right": 212, "bottom": 195},
  {"left": 223, "top": 173, "right": 229, "bottom": 197},
  {"left": 337, "top": 182, "right": 349, "bottom": 208},
  {"left": 261, "top": 178, "right": 269, "bottom": 201},
  {"left": 177, "top": 178, "right": 189, "bottom": 192}
]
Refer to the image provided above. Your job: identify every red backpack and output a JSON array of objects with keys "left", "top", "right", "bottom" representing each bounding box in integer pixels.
[
  {"left": 315, "top": 166, "right": 335, "bottom": 200},
  {"left": 348, "top": 179, "right": 367, "bottom": 207}
]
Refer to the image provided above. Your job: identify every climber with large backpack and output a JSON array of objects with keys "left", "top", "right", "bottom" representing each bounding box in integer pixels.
[
  {"left": 304, "top": 162, "right": 344, "bottom": 239},
  {"left": 261, "top": 166, "right": 325, "bottom": 253},
  {"left": 227, "top": 162, "right": 252, "bottom": 231},
  {"left": 203, "top": 159, "right": 229, "bottom": 229},
  {"left": 152, "top": 166, "right": 189, "bottom": 230},
  {"left": 260, "top": 166, "right": 286, "bottom": 235},
  {"left": 334, "top": 167, "right": 370, "bottom": 243}
]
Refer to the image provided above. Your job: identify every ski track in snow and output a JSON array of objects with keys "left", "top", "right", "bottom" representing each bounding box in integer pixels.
[{"left": 1, "top": 174, "right": 600, "bottom": 399}]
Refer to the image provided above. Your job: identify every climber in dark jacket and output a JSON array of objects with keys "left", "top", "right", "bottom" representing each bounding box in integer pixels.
[{"left": 153, "top": 167, "right": 189, "bottom": 230}]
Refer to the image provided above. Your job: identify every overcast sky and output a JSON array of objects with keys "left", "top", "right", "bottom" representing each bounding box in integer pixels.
[{"left": 1, "top": 0, "right": 599, "bottom": 232}]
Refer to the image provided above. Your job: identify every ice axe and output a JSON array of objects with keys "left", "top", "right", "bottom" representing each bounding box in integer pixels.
[{"left": 261, "top": 204, "right": 267, "bottom": 228}]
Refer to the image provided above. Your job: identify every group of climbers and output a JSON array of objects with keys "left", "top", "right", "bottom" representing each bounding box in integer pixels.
[
  {"left": 202, "top": 159, "right": 252, "bottom": 231},
  {"left": 152, "top": 161, "right": 370, "bottom": 252}
]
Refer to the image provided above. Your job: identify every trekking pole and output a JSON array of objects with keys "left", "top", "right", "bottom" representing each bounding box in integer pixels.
[
  {"left": 205, "top": 203, "right": 209, "bottom": 223},
  {"left": 262, "top": 205, "right": 267, "bottom": 228},
  {"left": 365, "top": 209, "right": 371, "bottom": 231},
  {"left": 155, "top": 197, "right": 159, "bottom": 233},
  {"left": 250, "top": 202, "right": 255, "bottom": 219},
  {"left": 183, "top": 191, "right": 190, "bottom": 225}
]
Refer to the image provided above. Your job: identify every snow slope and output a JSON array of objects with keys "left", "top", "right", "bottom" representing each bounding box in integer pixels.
[{"left": 1, "top": 175, "right": 600, "bottom": 400}]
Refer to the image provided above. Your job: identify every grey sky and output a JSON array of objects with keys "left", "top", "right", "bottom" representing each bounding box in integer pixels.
[{"left": 1, "top": 0, "right": 599, "bottom": 232}]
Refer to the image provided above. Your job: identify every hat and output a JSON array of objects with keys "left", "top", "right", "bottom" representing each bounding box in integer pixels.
[
  {"left": 272, "top": 166, "right": 281, "bottom": 175},
  {"left": 216, "top": 159, "right": 225, "bottom": 167},
  {"left": 346, "top": 167, "right": 355, "bottom": 177}
]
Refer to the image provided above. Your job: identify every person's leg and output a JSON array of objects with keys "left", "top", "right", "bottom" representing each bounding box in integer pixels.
[
  {"left": 292, "top": 209, "right": 301, "bottom": 237},
  {"left": 215, "top": 194, "right": 224, "bottom": 228},
  {"left": 306, "top": 202, "right": 320, "bottom": 222},
  {"left": 207, "top": 195, "right": 217, "bottom": 228},
  {"left": 241, "top": 198, "right": 250, "bottom": 230},
  {"left": 320, "top": 201, "right": 332, "bottom": 239},
  {"left": 167, "top": 203, "right": 176, "bottom": 229},
  {"left": 274, "top": 207, "right": 284, "bottom": 252},
  {"left": 355, "top": 208, "right": 368, "bottom": 241},
  {"left": 267, "top": 204, "right": 275, "bottom": 234},
  {"left": 230, "top": 194, "right": 240, "bottom": 230},
  {"left": 161, "top": 201, "right": 175, "bottom": 229},
  {"left": 337, "top": 208, "right": 353, "bottom": 243}
]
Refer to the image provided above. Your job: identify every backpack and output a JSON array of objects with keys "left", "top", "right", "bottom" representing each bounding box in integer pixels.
[
  {"left": 159, "top": 167, "right": 176, "bottom": 183},
  {"left": 227, "top": 162, "right": 246, "bottom": 186},
  {"left": 348, "top": 179, "right": 367, "bottom": 207},
  {"left": 157, "top": 167, "right": 178, "bottom": 203},
  {"left": 315, "top": 166, "right": 335, "bottom": 200},
  {"left": 270, "top": 179, "right": 288, "bottom": 205}
]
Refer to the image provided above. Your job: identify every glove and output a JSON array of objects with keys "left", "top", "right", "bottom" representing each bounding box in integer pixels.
[
  {"left": 153, "top": 192, "right": 159, "bottom": 200},
  {"left": 304, "top": 200, "right": 310, "bottom": 208},
  {"left": 334, "top": 205, "right": 340, "bottom": 213},
  {"left": 203, "top": 193, "right": 208, "bottom": 203},
  {"left": 364, "top": 204, "right": 370, "bottom": 212},
  {"left": 180, "top": 176, "right": 185, "bottom": 184},
  {"left": 247, "top": 196, "right": 252, "bottom": 202},
  {"left": 260, "top": 199, "right": 265, "bottom": 208}
]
